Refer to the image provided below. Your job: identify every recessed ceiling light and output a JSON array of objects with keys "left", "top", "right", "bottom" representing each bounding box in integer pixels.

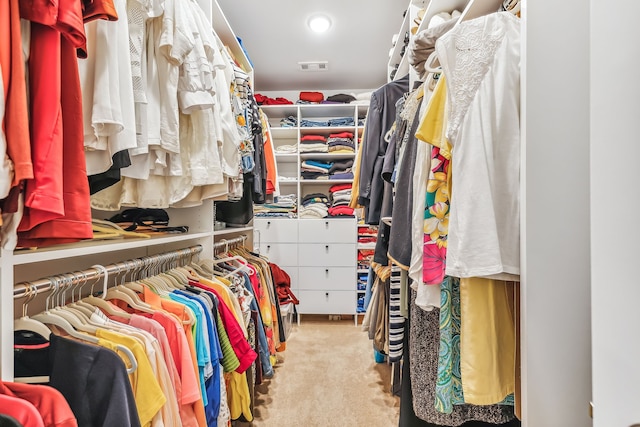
[{"left": 308, "top": 14, "right": 332, "bottom": 33}]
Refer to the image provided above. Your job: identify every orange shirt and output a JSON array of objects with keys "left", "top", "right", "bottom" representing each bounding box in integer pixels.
[
  {"left": 0, "top": 0, "right": 33, "bottom": 186},
  {"left": 260, "top": 112, "right": 278, "bottom": 195}
]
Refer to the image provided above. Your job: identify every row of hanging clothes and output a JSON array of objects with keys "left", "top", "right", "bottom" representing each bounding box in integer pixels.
[
  {"left": 0, "top": 0, "right": 274, "bottom": 251},
  {"left": 352, "top": 1, "right": 522, "bottom": 426},
  {"left": 8, "top": 239, "right": 294, "bottom": 427}
]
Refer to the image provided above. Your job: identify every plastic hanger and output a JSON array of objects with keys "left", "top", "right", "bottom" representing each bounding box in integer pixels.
[
  {"left": 425, "top": 51, "right": 441, "bottom": 75},
  {"left": 13, "top": 282, "right": 53, "bottom": 339},
  {"left": 82, "top": 264, "right": 132, "bottom": 318},
  {"left": 63, "top": 271, "right": 98, "bottom": 319},
  {"left": 32, "top": 277, "right": 100, "bottom": 345},
  {"left": 106, "top": 286, "right": 155, "bottom": 313},
  {"left": 105, "top": 263, "right": 155, "bottom": 314},
  {"left": 49, "top": 275, "right": 99, "bottom": 334}
]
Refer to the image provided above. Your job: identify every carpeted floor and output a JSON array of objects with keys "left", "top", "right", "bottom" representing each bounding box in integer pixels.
[{"left": 249, "top": 316, "right": 400, "bottom": 426}]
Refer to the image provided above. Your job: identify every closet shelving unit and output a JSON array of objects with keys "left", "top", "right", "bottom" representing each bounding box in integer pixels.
[
  {"left": 0, "top": 0, "right": 254, "bottom": 381},
  {"left": 256, "top": 102, "right": 369, "bottom": 321},
  {"left": 2, "top": 204, "right": 217, "bottom": 380},
  {"left": 387, "top": 7, "right": 412, "bottom": 82},
  {"left": 355, "top": 224, "right": 378, "bottom": 325}
]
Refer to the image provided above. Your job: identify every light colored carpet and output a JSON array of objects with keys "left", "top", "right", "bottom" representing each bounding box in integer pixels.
[{"left": 249, "top": 316, "right": 400, "bottom": 427}]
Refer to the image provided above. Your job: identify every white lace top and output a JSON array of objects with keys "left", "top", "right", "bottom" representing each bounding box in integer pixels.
[{"left": 437, "top": 12, "right": 521, "bottom": 280}]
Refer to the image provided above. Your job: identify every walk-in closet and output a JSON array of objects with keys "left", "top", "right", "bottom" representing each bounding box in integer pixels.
[{"left": 0, "top": 0, "right": 636, "bottom": 425}]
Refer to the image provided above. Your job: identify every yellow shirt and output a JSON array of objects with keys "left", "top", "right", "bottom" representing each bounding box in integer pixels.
[
  {"left": 97, "top": 329, "right": 166, "bottom": 427},
  {"left": 416, "top": 76, "right": 452, "bottom": 159},
  {"left": 415, "top": 75, "right": 454, "bottom": 203},
  {"left": 227, "top": 371, "right": 253, "bottom": 422}
]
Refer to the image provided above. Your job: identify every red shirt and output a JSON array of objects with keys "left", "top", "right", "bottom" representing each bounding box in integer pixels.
[
  {"left": 17, "top": 0, "right": 93, "bottom": 247},
  {"left": 0, "top": 394, "right": 44, "bottom": 427},
  {"left": 0, "top": 382, "right": 77, "bottom": 427},
  {"left": 189, "top": 281, "right": 257, "bottom": 374}
]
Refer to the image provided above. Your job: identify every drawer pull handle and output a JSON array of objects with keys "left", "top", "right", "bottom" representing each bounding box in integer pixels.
[
  {"left": 267, "top": 245, "right": 271, "bottom": 251},
  {"left": 325, "top": 245, "right": 329, "bottom": 252},
  {"left": 325, "top": 269, "right": 329, "bottom": 275},
  {"left": 267, "top": 221, "right": 271, "bottom": 227},
  {"left": 325, "top": 292, "right": 329, "bottom": 298},
  {"left": 325, "top": 221, "right": 329, "bottom": 228}
]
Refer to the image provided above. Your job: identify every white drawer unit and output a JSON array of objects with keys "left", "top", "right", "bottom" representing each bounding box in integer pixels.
[
  {"left": 297, "top": 290, "right": 356, "bottom": 315},
  {"left": 283, "top": 267, "right": 299, "bottom": 293},
  {"left": 254, "top": 218, "right": 298, "bottom": 243},
  {"left": 298, "top": 266, "right": 354, "bottom": 291},
  {"left": 298, "top": 218, "right": 356, "bottom": 243},
  {"left": 259, "top": 243, "right": 299, "bottom": 266},
  {"left": 254, "top": 217, "right": 359, "bottom": 319},
  {"left": 298, "top": 243, "right": 356, "bottom": 267}
]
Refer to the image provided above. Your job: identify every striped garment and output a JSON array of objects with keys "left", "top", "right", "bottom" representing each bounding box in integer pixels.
[{"left": 388, "top": 265, "right": 405, "bottom": 362}]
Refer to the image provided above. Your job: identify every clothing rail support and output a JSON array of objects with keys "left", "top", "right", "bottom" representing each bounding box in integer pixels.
[{"left": 13, "top": 245, "right": 203, "bottom": 300}]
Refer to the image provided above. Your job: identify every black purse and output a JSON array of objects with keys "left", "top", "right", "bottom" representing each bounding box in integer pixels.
[{"left": 215, "top": 177, "right": 254, "bottom": 227}]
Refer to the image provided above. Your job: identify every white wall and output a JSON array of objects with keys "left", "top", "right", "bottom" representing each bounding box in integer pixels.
[
  {"left": 521, "top": 0, "right": 592, "bottom": 425},
  {"left": 590, "top": 1, "right": 640, "bottom": 425}
]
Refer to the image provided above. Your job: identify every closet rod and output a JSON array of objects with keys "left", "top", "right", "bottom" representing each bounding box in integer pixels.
[
  {"left": 214, "top": 234, "right": 248, "bottom": 250},
  {"left": 12, "top": 245, "right": 203, "bottom": 299}
]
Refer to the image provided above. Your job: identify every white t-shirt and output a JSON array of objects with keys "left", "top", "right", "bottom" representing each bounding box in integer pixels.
[
  {"left": 437, "top": 12, "right": 521, "bottom": 280},
  {"left": 80, "top": 0, "right": 137, "bottom": 176}
]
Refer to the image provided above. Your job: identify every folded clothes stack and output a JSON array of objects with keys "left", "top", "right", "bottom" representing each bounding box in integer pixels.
[
  {"left": 327, "top": 117, "right": 354, "bottom": 127},
  {"left": 298, "top": 91, "right": 325, "bottom": 104},
  {"left": 301, "top": 159, "right": 333, "bottom": 180},
  {"left": 328, "top": 158, "right": 354, "bottom": 180},
  {"left": 300, "top": 119, "right": 329, "bottom": 127},
  {"left": 255, "top": 94, "right": 294, "bottom": 105},
  {"left": 323, "top": 93, "right": 356, "bottom": 104},
  {"left": 254, "top": 193, "right": 298, "bottom": 218},
  {"left": 275, "top": 144, "right": 297, "bottom": 154},
  {"left": 328, "top": 183, "right": 354, "bottom": 217},
  {"left": 299, "top": 134, "right": 328, "bottom": 153},
  {"left": 327, "top": 131, "right": 355, "bottom": 153},
  {"left": 280, "top": 115, "right": 298, "bottom": 127},
  {"left": 350, "top": 91, "right": 372, "bottom": 105},
  {"left": 300, "top": 192, "right": 330, "bottom": 218}
]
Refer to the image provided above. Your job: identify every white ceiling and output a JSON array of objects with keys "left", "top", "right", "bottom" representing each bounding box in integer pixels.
[{"left": 217, "top": 0, "right": 408, "bottom": 93}]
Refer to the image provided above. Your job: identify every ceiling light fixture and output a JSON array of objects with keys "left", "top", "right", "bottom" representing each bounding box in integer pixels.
[{"left": 308, "top": 14, "right": 332, "bottom": 33}]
